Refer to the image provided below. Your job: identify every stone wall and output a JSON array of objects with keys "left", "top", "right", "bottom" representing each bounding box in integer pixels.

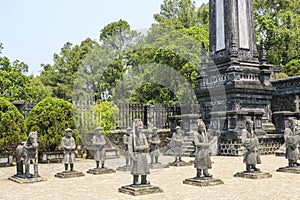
[{"left": 271, "top": 75, "right": 300, "bottom": 112}]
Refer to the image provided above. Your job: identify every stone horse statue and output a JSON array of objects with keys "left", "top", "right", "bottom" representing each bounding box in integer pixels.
[{"left": 15, "top": 131, "right": 39, "bottom": 177}]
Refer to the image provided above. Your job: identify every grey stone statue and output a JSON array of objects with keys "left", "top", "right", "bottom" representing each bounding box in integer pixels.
[
  {"left": 93, "top": 127, "right": 106, "bottom": 168},
  {"left": 241, "top": 119, "right": 261, "bottom": 172},
  {"left": 123, "top": 127, "right": 133, "bottom": 167},
  {"left": 284, "top": 118, "right": 300, "bottom": 167},
  {"left": 130, "top": 120, "right": 150, "bottom": 185},
  {"left": 193, "top": 119, "right": 212, "bottom": 178},
  {"left": 148, "top": 127, "right": 161, "bottom": 164},
  {"left": 61, "top": 128, "right": 76, "bottom": 171},
  {"left": 172, "top": 126, "right": 184, "bottom": 162}
]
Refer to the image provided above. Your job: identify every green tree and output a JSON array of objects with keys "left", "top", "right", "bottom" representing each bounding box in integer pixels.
[
  {"left": 74, "top": 20, "right": 141, "bottom": 103},
  {"left": 123, "top": 26, "right": 208, "bottom": 104},
  {"left": 284, "top": 59, "right": 300, "bottom": 76},
  {"left": 0, "top": 97, "right": 27, "bottom": 154},
  {"left": 25, "top": 97, "right": 79, "bottom": 151},
  {"left": 153, "top": 0, "right": 208, "bottom": 29},
  {"left": 254, "top": 0, "right": 300, "bottom": 67},
  {"left": 100, "top": 19, "right": 139, "bottom": 51},
  {"left": 39, "top": 38, "right": 99, "bottom": 101},
  {"left": 117, "top": 1, "right": 209, "bottom": 104},
  {"left": 0, "top": 57, "right": 37, "bottom": 101},
  {"left": 99, "top": 20, "right": 140, "bottom": 99},
  {"left": 30, "top": 76, "right": 53, "bottom": 103},
  {"left": 92, "top": 102, "right": 118, "bottom": 135}
]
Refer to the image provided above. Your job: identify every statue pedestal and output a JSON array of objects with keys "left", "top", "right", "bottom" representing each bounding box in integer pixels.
[
  {"left": 9, "top": 174, "right": 47, "bottom": 184},
  {"left": 55, "top": 171, "right": 85, "bottom": 178},
  {"left": 87, "top": 167, "right": 116, "bottom": 175},
  {"left": 149, "top": 162, "right": 169, "bottom": 169},
  {"left": 118, "top": 184, "right": 163, "bottom": 196},
  {"left": 234, "top": 171, "right": 272, "bottom": 179},
  {"left": 277, "top": 166, "right": 300, "bottom": 174},
  {"left": 183, "top": 177, "right": 224, "bottom": 187},
  {"left": 116, "top": 165, "right": 132, "bottom": 171},
  {"left": 169, "top": 160, "right": 193, "bottom": 167}
]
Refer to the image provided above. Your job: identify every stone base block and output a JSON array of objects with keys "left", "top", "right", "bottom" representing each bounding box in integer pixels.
[
  {"left": 9, "top": 174, "right": 47, "bottom": 184},
  {"left": 87, "top": 167, "right": 116, "bottom": 175},
  {"left": 183, "top": 177, "right": 224, "bottom": 187},
  {"left": 55, "top": 171, "right": 85, "bottom": 178},
  {"left": 277, "top": 166, "right": 300, "bottom": 174},
  {"left": 116, "top": 165, "right": 132, "bottom": 171},
  {"left": 234, "top": 171, "right": 272, "bottom": 179},
  {"left": 169, "top": 160, "right": 193, "bottom": 167},
  {"left": 149, "top": 162, "right": 169, "bottom": 169},
  {"left": 118, "top": 184, "right": 163, "bottom": 196},
  {"left": 0, "top": 155, "right": 13, "bottom": 167}
]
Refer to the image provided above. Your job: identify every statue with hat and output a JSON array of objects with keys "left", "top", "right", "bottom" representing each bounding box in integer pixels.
[
  {"left": 241, "top": 119, "right": 261, "bottom": 172},
  {"left": 172, "top": 126, "right": 184, "bottom": 162},
  {"left": 183, "top": 119, "right": 224, "bottom": 187},
  {"left": 61, "top": 128, "right": 76, "bottom": 171},
  {"left": 284, "top": 118, "right": 300, "bottom": 167},
  {"left": 130, "top": 119, "right": 150, "bottom": 185},
  {"left": 148, "top": 127, "right": 161, "bottom": 164},
  {"left": 55, "top": 128, "right": 85, "bottom": 178},
  {"left": 234, "top": 119, "right": 272, "bottom": 179},
  {"left": 118, "top": 119, "right": 163, "bottom": 195},
  {"left": 93, "top": 127, "right": 106, "bottom": 168},
  {"left": 193, "top": 119, "right": 212, "bottom": 178}
]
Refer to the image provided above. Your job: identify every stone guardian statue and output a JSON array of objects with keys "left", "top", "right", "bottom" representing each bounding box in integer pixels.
[
  {"left": 93, "top": 127, "right": 106, "bottom": 168},
  {"left": 61, "top": 128, "right": 76, "bottom": 171},
  {"left": 241, "top": 119, "right": 261, "bottom": 172},
  {"left": 130, "top": 120, "right": 150, "bottom": 185},
  {"left": 284, "top": 118, "right": 300, "bottom": 167},
  {"left": 193, "top": 119, "right": 212, "bottom": 178},
  {"left": 172, "top": 126, "right": 184, "bottom": 162},
  {"left": 148, "top": 127, "right": 161, "bottom": 164}
]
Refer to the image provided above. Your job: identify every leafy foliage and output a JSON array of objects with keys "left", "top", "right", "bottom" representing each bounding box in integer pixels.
[
  {"left": 75, "top": 102, "right": 119, "bottom": 138},
  {"left": 123, "top": 25, "right": 208, "bottom": 104},
  {"left": 0, "top": 97, "right": 26, "bottom": 154},
  {"left": 153, "top": 0, "right": 209, "bottom": 29},
  {"left": 39, "top": 38, "right": 99, "bottom": 101},
  {"left": 284, "top": 59, "right": 300, "bottom": 76},
  {"left": 254, "top": 0, "right": 300, "bottom": 67},
  {"left": 25, "top": 97, "right": 79, "bottom": 151},
  {"left": 0, "top": 57, "right": 37, "bottom": 101},
  {"left": 92, "top": 102, "right": 119, "bottom": 135}
]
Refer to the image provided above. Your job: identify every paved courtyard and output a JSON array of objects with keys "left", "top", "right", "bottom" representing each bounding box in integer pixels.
[{"left": 0, "top": 154, "right": 299, "bottom": 200}]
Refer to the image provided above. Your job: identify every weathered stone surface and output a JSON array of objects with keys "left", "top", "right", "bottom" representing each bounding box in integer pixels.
[
  {"left": 87, "top": 167, "right": 116, "bottom": 175},
  {"left": 277, "top": 166, "right": 300, "bottom": 174},
  {"left": 9, "top": 174, "right": 46, "bottom": 184},
  {"left": 55, "top": 171, "right": 85, "bottom": 178},
  {"left": 149, "top": 162, "right": 169, "bottom": 169},
  {"left": 118, "top": 184, "right": 163, "bottom": 196},
  {"left": 38, "top": 151, "right": 64, "bottom": 164},
  {"left": 116, "top": 165, "right": 132, "bottom": 171},
  {"left": 169, "top": 160, "right": 193, "bottom": 167},
  {"left": 234, "top": 171, "right": 272, "bottom": 179},
  {"left": 183, "top": 177, "right": 224, "bottom": 187},
  {"left": 0, "top": 155, "right": 13, "bottom": 167}
]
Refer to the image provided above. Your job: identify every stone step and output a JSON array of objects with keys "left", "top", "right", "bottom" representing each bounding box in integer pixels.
[{"left": 182, "top": 146, "right": 194, "bottom": 149}]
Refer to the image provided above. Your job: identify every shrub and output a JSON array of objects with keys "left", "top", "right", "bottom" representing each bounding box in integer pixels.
[
  {"left": 0, "top": 97, "right": 26, "bottom": 154},
  {"left": 26, "top": 97, "right": 79, "bottom": 151}
]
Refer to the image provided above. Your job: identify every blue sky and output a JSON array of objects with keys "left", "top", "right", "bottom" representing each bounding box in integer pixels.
[{"left": 0, "top": 0, "right": 207, "bottom": 75}]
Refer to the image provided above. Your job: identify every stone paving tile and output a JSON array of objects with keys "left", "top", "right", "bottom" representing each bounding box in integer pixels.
[{"left": 0, "top": 155, "right": 300, "bottom": 200}]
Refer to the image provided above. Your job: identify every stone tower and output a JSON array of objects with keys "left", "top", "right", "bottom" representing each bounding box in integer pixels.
[{"left": 196, "top": 0, "right": 278, "bottom": 155}]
